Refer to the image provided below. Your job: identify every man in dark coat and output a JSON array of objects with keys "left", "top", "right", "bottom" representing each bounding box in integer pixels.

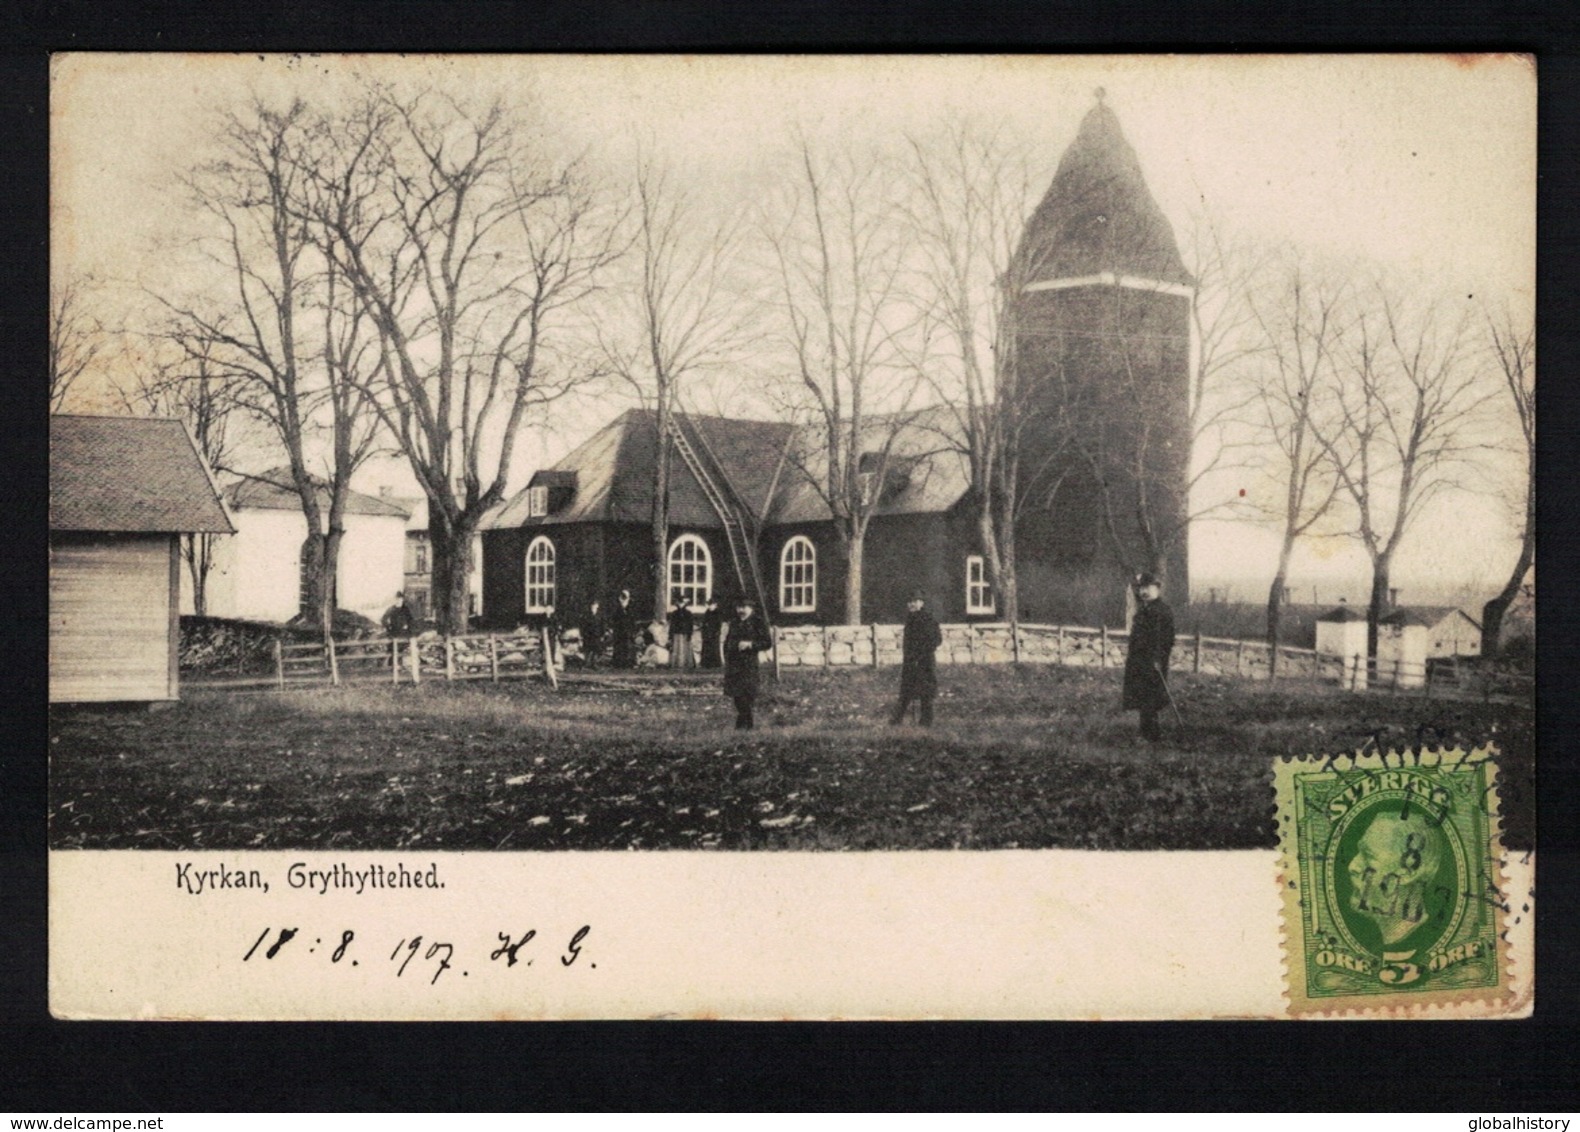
[
  {"left": 579, "top": 599, "right": 607, "bottom": 669},
  {"left": 698, "top": 596, "right": 724, "bottom": 669},
  {"left": 381, "top": 592, "right": 414, "bottom": 639},
  {"left": 1123, "top": 572, "right": 1176, "bottom": 742},
  {"left": 721, "top": 594, "right": 774, "bottom": 730},
  {"left": 890, "top": 590, "right": 943, "bottom": 726},
  {"left": 610, "top": 589, "right": 637, "bottom": 669}
]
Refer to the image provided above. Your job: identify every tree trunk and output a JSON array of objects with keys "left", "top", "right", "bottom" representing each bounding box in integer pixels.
[
  {"left": 299, "top": 533, "right": 334, "bottom": 640},
  {"left": 1266, "top": 537, "right": 1295, "bottom": 678},
  {"left": 1367, "top": 556, "right": 1392, "bottom": 670},
  {"left": 184, "top": 534, "right": 210, "bottom": 617},
  {"left": 429, "top": 507, "right": 476, "bottom": 636},
  {"left": 319, "top": 526, "right": 345, "bottom": 642},
  {"left": 843, "top": 531, "right": 864, "bottom": 625},
  {"left": 1481, "top": 537, "right": 1533, "bottom": 659}
]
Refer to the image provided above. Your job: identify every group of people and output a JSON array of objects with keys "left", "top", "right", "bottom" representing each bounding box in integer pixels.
[
  {"left": 574, "top": 589, "right": 775, "bottom": 730},
  {"left": 387, "top": 572, "right": 1179, "bottom": 741},
  {"left": 572, "top": 590, "right": 731, "bottom": 672}
]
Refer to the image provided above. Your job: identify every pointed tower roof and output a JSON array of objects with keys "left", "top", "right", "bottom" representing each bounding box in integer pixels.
[{"left": 1012, "top": 91, "right": 1191, "bottom": 289}]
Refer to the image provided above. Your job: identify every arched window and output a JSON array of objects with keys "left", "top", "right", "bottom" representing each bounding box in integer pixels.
[
  {"left": 524, "top": 536, "right": 556, "bottom": 613},
  {"left": 779, "top": 535, "right": 816, "bottom": 613},
  {"left": 667, "top": 534, "right": 712, "bottom": 608},
  {"left": 966, "top": 555, "right": 994, "bottom": 615}
]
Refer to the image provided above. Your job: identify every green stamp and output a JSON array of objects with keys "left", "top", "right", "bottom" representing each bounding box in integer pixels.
[{"left": 1275, "top": 746, "right": 1516, "bottom": 1016}]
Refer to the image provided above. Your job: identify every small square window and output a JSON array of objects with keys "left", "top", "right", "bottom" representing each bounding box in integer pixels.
[{"left": 966, "top": 555, "right": 994, "bottom": 615}]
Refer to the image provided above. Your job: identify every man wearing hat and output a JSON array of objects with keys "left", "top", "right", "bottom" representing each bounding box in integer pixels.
[
  {"left": 721, "top": 594, "right": 774, "bottom": 730},
  {"left": 1123, "top": 572, "right": 1176, "bottom": 742},
  {"left": 890, "top": 589, "right": 943, "bottom": 727}
]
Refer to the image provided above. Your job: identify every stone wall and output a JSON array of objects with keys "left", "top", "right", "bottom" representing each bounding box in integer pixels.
[{"left": 771, "top": 621, "right": 1338, "bottom": 684}]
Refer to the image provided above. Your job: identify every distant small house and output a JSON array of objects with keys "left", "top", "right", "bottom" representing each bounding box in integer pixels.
[
  {"left": 190, "top": 469, "right": 410, "bottom": 624},
  {"left": 51, "top": 415, "right": 233, "bottom": 704},
  {"left": 1414, "top": 606, "right": 1482, "bottom": 659},
  {"left": 1314, "top": 603, "right": 1368, "bottom": 690}
]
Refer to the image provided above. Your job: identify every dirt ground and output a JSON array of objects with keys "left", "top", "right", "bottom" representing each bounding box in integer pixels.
[{"left": 48, "top": 665, "right": 1533, "bottom": 852}]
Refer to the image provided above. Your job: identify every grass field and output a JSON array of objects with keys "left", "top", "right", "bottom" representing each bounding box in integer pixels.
[{"left": 48, "top": 666, "right": 1533, "bottom": 852}]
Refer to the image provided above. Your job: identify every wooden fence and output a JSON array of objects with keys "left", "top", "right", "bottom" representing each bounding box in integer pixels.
[{"left": 270, "top": 627, "right": 557, "bottom": 690}]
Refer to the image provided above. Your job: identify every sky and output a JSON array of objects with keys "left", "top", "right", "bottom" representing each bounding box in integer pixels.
[{"left": 52, "top": 53, "right": 1536, "bottom": 604}]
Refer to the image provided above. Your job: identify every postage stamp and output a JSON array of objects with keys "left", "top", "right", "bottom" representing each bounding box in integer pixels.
[{"left": 1274, "top": 745, "right": 1519, "bottom": 1017}]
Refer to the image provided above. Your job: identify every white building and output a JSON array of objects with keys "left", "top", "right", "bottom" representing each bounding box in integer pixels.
[
  {"left": 1314, "top": 603, "right": 1369, "bottom": 691},
  {"left": 185, "top": 470, "right": 411, "bottom": 624}
]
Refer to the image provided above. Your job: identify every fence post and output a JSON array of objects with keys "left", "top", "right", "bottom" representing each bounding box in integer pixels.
[
  {"left": 967, "top": 624, "right": 977, "bottom": 665},
  {"left": 274, "top": 638, "right": 284, "bottom": 690},
  {"left": 1236, "top": 638, "right": 1246, "bottom": 677},
  {"left": 1193, "top": 632, "right": 1202, "bottom": 674},
  {"left": 541, "top": 625, "right": 559, "bottom": 690},
  {"left": 821, "top": 625, "right": 831, "bottom": 667},
  {"left": 489, "top": 634, "right": 500, "bottom": 682},
  {"left": 391, "top": 638, "right": 400, "bottom": 684},
  {"left": 1056, "top": 624, "right": 1065, "bottom": 666},
  {"left": 327, "top": 636, "right": 340, "bottom": 686},
  {"left": 409, "top": 636, "right": 421, "bottom": 684},
  {"left": 1100, "top": 624, "right": 1109, "bottom": 668},
  {"left": 444, "top": 637, "right": 456, "bottom": 681},
  {"left": 870, "top": 623, "right": 880, "bottom": 668},
  {"left": 1011, "top": 621, "right": 1022, "bottom": 665},
  {"left": 773, "top": 626, "right": 782, "bottom": 680},
  {"left": 1392, "top": 658, "right": 1400, "bottom": 691},
  {"left": 1424, "top": 660, "right": 1434, "bottom": 698}
]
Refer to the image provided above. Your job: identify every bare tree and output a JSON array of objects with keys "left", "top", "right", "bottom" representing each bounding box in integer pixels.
[
  {"left": 117, "top": 328, "right": 245, "bottom": 615},
  {"left": 762, "top": 138, "right": 923, "bottom": 624},
  {"left": 161, "top": 98, "right": 381, "bottom": 640},
  {"left": 597, "top": 154, "right": 744, "bottom": 616},
  {"left": 300, "top": 87, "right": 623, "bottom": 633},
  {"left": 898, "top": 119, "right": 1042, "bottom": 622},
  {"left": 1313, "top": 280, "right": 1493, "bottom": 666},
  {"left": 1478, "top": 304, "right": 1534, "bottom": 656},
  {"left": 50, "top": 274, "right": 105, "bottom": 414},
  {"left": 1243, "top": 250, "right": 1350, "bottom": 666}
]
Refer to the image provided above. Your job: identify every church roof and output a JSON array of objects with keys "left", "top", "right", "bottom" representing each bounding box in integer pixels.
[
  {"left": 766, "top": 405, "right": 974, "bottom": 525},
  {"left": 1011, "top": 94, "right": 1191, "bottom": 289},
  {"left": 490, "top": 409, "right": 798, "bottom": 530}
]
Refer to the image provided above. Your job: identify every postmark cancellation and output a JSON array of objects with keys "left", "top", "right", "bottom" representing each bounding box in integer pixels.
[{"left": 1275, "top": 745, "right": 1526, "bottom": 1018}]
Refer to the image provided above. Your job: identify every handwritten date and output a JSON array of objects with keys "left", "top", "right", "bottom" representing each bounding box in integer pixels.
[{"left": 243, "top": 924, "right": 593, "bottom": 985}]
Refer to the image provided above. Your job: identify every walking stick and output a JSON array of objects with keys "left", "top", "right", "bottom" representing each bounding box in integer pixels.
[{"left": 1154, "top": 663, "right": 1184, "bottom": 728}]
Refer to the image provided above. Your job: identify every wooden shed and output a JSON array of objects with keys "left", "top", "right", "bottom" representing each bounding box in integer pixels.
[{"left": 50, "top": 416, "right": 233, "bottom": 704}]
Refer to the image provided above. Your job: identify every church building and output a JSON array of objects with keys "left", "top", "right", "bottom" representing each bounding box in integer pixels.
[{"left": 481, "top": 94, "right": 1192, "bottom": 629}]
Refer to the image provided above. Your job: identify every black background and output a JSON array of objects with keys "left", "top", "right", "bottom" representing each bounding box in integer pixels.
[{"left": 6, "top": 4, "right": 1578, "bottom": 1112}]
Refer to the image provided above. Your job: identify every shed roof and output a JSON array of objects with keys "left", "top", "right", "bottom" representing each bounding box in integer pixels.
[
  {"left": 1316, "top": 605, "right": 1367, "bottom": 623},
  {"left": 50, "top": 415, "right": 233, "bottom": 534},
  {"left": 223, "top": 468, "right": 411, "bottom": 519}
]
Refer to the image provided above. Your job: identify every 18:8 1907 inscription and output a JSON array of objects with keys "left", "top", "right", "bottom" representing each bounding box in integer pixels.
[{"left": 241, "top": 923, "right": 594, "bottom": 986}]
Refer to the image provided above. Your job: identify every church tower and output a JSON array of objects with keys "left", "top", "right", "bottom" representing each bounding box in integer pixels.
[{"left": 1009, "top": 91, "right": 1192, "bottom": 622}]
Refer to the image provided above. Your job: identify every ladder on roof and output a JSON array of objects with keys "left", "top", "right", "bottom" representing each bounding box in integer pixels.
[{"left": 667, "top": 412, "right": 772, "bottom": 620}]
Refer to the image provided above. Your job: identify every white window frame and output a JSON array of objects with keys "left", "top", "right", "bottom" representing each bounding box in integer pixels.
[
  {"left": 667, "top": 533, "right": 713, "bottom": 609},
  {"left": 526, "top": 485, "right": 549, "bottom": 518},
  {"left": 779, "top": 535, "right": 817, "bottom": 613},
  {"left": 524, "top": 535, "right": 556, "bottom": 613},
  {"left": 966, "top": 554, "right": 994, "bottom": 615}
]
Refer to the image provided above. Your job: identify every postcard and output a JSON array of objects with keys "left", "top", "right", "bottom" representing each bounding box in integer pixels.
[{"left": 48, "top": 53, "right": 1535, "bottom": 1019}]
